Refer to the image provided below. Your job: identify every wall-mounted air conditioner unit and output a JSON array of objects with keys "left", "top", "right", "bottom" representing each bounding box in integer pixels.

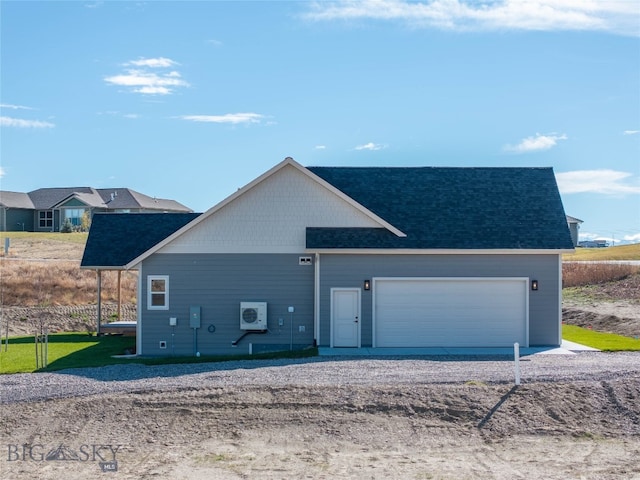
[{"left": 240, "top": 302, "right": 267, "bottom": 330}]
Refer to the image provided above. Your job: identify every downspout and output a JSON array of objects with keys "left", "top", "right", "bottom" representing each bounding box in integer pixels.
[
  {"left": 558, "top": 254, "right": 563, "bottom": 347},
  {"left": 136, "top": 265, "right": 142, "bottom": 355},
  {"left": 314, "top": 253, "right": 320, "bottom": 347}
]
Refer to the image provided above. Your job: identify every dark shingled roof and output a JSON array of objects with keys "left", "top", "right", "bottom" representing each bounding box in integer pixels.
[
  {"left": 81, "top": 213, "right": 201, "bottom": 268},
  {"left": 307, "top": 166, "right": 574, "bottom": 250}
]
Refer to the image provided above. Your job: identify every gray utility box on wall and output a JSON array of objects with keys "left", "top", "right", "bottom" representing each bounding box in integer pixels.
[{"left": 189, "top": 306, "right": 201, "bottom": 329}]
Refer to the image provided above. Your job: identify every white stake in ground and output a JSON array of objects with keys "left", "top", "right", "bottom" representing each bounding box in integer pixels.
[{"left": 514, "top": 342, "right": 521, "bottom": 386}]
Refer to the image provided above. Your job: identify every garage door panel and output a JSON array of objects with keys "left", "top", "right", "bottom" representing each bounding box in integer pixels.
[{"left": 374, "top": 278, "right": 527, "bottom": 348}]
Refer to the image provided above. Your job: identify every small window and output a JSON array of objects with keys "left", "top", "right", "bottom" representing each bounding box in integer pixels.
[
  {"left": 39, "top": 211, "right": 53, "bottom": 228},
  {"left": 147, "top": 275, "right": 169, "bottom": 310}
]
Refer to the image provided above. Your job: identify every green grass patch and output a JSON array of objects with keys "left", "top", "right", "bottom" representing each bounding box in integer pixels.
[
  {"left": 563, "top": 243, "right": 640, "bottom": 261},
  {"left": 0, "top": 332, "right": 318, "bottom": 374},
  {"left": 563, "top": 324, "right": 640, "bottom": 351},
  {"left": 0, "top": 333, "right": 135, "bottom": 374},
  {"left": 0, "top": 231, "right": 88, "bottom": 244}
]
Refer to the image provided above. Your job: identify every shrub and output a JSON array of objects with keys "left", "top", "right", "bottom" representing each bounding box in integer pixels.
[
  {"left": 60, "top": 219, "right": 73, "bottom": 233},
  {"left": 563, "top": 263, "right": 640, "bottom": 288}
]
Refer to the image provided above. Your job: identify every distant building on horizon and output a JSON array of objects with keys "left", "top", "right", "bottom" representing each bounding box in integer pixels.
[
  {"left": 566, "top": 215, "right": 583, "bottom": 247},
  {"left": 0, "top": 187, "right": 192, "bottom": 232}
]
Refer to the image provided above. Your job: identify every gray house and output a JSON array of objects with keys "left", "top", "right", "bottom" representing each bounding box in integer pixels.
[
  {"left": 81, "top": 157, "right": 574, "bottom": 356},
  {"left": 0, "top": 187, "right": 191, "bottom": 232}
]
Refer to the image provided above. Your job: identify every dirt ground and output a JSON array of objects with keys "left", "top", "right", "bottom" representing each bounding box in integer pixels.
[{"left": 2, "top": 380, "right": 640, "bottom": 479}]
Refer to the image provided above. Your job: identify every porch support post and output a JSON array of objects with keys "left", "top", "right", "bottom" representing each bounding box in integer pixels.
[
  {"left": 96, "top": 270, "right": 102, "bottom": 335},
  {"left": 117, "top": 270, "right": 122, "bottom": 321}
]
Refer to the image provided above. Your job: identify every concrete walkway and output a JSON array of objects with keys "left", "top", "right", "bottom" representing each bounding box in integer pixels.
[{"left": 318, "top": 340, "right": 598, "bottom": 357}]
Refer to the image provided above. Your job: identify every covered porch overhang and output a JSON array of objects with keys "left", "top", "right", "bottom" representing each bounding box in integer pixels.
[{"left": 85, "top": 265, "right": 138, "bottom": 336}]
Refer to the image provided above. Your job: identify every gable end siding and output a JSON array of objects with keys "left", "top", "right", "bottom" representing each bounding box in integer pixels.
[{"left": 158, "top": 164, "right": 383, "bottom": 255}]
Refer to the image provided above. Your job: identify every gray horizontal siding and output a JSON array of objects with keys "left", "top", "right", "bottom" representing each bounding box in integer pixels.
[
  {"left": 318, "top": 254, "right": 561, "bottom": 347},
  {"left": 140, "top": 253, "right": 315, "bottom": 356}
]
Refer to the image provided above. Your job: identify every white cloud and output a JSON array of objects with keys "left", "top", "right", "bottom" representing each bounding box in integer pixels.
[
  {"left": 126, "top": 57, "right": 177, "bottom": 68},
  {"left": 0, "top": 116, "right": 55, "bottom": 128},
  {"left": 0, "top": 104, "right": 34, "bottom": 110},
  {"left": 315, "top": 145, "right": 327, "bottom": 150},
  {"left": 623, "top": 130, "right": 640, "bottom": 135},
  {"left": 98, "top": 111, "right": 140, "bottom": 119},
  {"left": 354, "top": 142, "right": 386, "bottom": 151},
  {"left": 555, "top": 170, "right": 640, "bottom": 195},
  {"left": 179, "top": 113, "right": 266, "bottom": 125},
  {"left": 623, "top": 233, "right": 640, "bottom": 243},
  {"left": 105, "top": 58, "right": 189, "bottom": 95},
  {"left": 504, "top": 132, "right": 567, "bottom": 153},
  {"left": 0, "top": 166, "right": 5, "bottom": 178},
  {"left": 302, "top": 0, "right": 639, "bottom": 37}
]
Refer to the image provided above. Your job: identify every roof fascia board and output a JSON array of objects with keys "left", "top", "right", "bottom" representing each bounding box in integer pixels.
[
  {"left": 125, "top": 157, "right": 406, "bottom": 268},
  {"left": 80, "top": 265, "right": 131, "bottom": 270},
  {"left": 307, "top": 248, "right": 575, "bottom": 255}
]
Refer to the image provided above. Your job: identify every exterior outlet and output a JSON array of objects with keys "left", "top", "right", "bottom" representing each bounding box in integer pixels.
[
  {"left": 299, "top": 325, "right": 305, "bottom": 333},
  {"left": 159, "top": 341, "right": 167, "bottom": 349}
]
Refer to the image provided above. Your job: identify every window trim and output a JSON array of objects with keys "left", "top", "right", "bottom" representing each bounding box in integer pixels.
[{"left": 147, "top": 275, "right": 169, "bottom": 310}]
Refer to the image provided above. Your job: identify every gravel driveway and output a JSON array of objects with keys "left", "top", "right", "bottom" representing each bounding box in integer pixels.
[{"left": 3, "top": 351, "right": 639, "bottom": 404}]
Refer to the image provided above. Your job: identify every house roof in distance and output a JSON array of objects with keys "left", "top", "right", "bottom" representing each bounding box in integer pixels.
[
  {"left": 0, "top": 191, "right": 34, "bottom": 209},
  {"left": 307, "top": 166, "right": 575, "bottom": 250},
  {"left": 0, "top": 187, "right": 192, "bottom": 212},
  {"left": 81, "top": 213, "right": 201, "bottom": 269}
]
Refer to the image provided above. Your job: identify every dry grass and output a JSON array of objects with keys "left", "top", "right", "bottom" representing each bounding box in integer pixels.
[
  {"left": 0, "top": 232, "right": 136, "bottom": 306},
  {"left": 1, "top": 232, "right": 88, "bottom": 259},
  {"left": 562, "top": 262, "right": 640, "bottom": 288},
  {"left": 0, "top": 260, "right": 137, "bottom": 306},
  {"left": 563, "top": 243, "right": 640, "bottom": 261}
]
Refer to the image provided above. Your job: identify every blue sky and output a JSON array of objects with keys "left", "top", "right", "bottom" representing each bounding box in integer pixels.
[{"left": 1, "top": 0, "right": 639, "bottom": 244}]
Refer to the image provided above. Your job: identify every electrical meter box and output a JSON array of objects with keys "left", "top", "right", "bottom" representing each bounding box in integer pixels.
[
  {"left": 189, "top": 306, "right": 201, "bottom": 328},
  {"left": 169, "top": 317, "right": 177, "bottom": 326}
]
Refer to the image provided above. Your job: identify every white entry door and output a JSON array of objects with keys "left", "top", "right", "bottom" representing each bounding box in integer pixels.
[{"left": 331, "top": 288, "right": 360, "bottom": 347}]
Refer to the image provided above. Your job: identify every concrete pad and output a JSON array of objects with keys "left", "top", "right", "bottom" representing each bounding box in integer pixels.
[
  {"left": 318, "top": 341, "right": 598, "bottom": 357},
  {"left": 561, "top": 339, "right": 599, "bottom": 352}
]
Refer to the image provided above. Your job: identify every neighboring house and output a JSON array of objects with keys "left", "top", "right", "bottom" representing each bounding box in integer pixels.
[
  {"left": 566, "top": 215, "right": 583, "bottom": 247},
  {"left": 0, "top": 187, "right": 192, "bottom": 232},
  {"left": 578, "top": 239, "right": 609, "bottom": 248},
  {"left": 81, "top": 157, "right": 574, "bottom": 356}
]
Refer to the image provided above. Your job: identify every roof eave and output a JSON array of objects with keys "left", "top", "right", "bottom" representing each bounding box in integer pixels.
[{"left": 306, "top": 248, "right": 576, "bottom": 255}]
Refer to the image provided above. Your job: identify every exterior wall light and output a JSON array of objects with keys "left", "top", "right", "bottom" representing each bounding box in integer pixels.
[
  {"left": 364, "top": 280, "right": 371, "bottom": 291},
  {"left": 531, "top": 280, "right": 538, "bottom": 291}
]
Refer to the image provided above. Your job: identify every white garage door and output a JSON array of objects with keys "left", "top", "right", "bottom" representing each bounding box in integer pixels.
[{"left": 374, "top": 278, "right": 528, "bottom": 348}]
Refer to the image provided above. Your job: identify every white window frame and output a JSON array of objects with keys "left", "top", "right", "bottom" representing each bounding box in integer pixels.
[{"left": 147, "top": 275, "right": 169, "bottom": 310}]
